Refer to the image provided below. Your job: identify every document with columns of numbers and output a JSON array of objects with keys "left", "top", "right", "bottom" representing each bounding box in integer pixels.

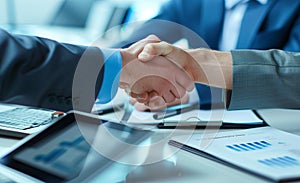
[{"left": 169, "top": 127, "right": 300, "bottom": 182}]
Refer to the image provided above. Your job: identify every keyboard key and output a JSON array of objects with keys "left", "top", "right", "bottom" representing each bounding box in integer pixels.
[{"left": 0, "top": 108, "right": 55, "bottom": 130}]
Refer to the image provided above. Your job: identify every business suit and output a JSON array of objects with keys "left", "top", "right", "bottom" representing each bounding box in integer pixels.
[
  {"left": 230, "top": 49, "right": 300, "bottom": 109},
  {"left": 116, "top": 0, "right": 300, "bottom": 107},
  {"left": 0, "top": 29, "right": 104, "bottom": 112}
]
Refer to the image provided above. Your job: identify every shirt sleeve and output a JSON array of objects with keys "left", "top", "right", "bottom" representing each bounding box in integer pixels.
[{"left": 97, "top": 49, "right": 122, "bottom": 104}]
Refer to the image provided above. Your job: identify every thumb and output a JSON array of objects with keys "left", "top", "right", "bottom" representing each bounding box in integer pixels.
[
  {"left": 145, "top": 34, "right": 161, "bottom": 42},
  {"left": 138, "top": 42, "right": 173, "bottom": 62}
]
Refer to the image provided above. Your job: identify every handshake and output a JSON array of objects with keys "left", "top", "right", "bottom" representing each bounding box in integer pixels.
[{"left": 119, "top": 35, "right": 232, "bottom": 110}]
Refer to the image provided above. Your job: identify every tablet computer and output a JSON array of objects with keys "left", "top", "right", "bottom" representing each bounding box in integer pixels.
[{"left": 0, "top": 111, "right": 152, "bottom": 183}]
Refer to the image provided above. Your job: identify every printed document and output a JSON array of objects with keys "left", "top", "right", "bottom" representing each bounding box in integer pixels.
[{"left": 170, "top": 127, "right": 300, "bottom": 181}]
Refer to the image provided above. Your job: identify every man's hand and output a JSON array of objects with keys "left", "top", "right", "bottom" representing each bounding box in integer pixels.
[
  {"left": 119, "top": 35, "right": 194, "bottom": 104},
  {"left": 138, "top": 41, "right": 233, "bottom": 89},
  {"left": 138, "top": 41, "right": 199, "bottom": 82}
]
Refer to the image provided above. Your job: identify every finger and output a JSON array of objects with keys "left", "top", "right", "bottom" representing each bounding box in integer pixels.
[
  {"left": 145, "top": 91, "right": 166, "bottom": 110},
  {"left": 129, "top": 98, "right": 137, "bottom": 106},
  {"left": 130, "top": 35, "right": 160, "bottom": 47},
  {"left": 148, "top": 96, "right": 167, "bottom": 111},
  {"left": 130, "top": 97, "right": 149, "bottom": 109},
  {"left": 119, "top": 81, "right": 129, "bottom": 89},
  {"left": 130, "top": 96, "right": 152, "bottom": 111},
  {"left": 136, "top": 98, "right": 147, "bottom": 104},
  {"left": 130, "top": 92, "right": 149, "bottom": 103},
  {"left": 133, "top": 102, "right": 150, "bottom": 111},
  {"left": 129, "top": 35, "right": 161, "bottom": 54},
  {"left": 148, "top": 91, "right": 159, "bottom": 99},
  {"left": 139, "top": 42, "right": 192, "bottom": 70},
  {"left": 170, "top": 84, "right": 186, "bottom": 99},
  {"left": 147, "top": 93, "right": 190, "bottom": 112},
  {"left": 145, "top": 34, "right": 161, "bottom": 42},
  {"left": 169, "top": 89, "right": 180, "bottom": 99},
  {"left": 162, "top": 90, "right": 176, "bottom": 103}
]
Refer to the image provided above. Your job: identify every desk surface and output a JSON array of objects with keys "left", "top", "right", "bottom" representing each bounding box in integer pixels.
[{"left": 0, "top": 109, "right": 299, "bottom": 183}]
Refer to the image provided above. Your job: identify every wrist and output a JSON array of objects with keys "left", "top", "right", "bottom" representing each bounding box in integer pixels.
[
  {"left": 186, "top": 49, "right": 210, "bottom": 83},
  {"left": 120, "top": 48, "right": 134, "bottom": 68},
  {"left": 187, "top": 49, "right": 232, "bottom": 89},
  {"left": 178, "top": 49, "right": 201, "bottom": 82},
  {"left": 214, "top": 50, "right": 232, "bottom": 89}
]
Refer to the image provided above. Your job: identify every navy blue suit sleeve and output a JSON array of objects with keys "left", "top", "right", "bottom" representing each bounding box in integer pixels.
[{"left": 0, "top": 29, "right": 105, "bottom": 112}]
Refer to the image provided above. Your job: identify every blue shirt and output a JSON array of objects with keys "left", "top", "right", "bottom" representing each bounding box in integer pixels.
[{"left": 97, "top": 49, "right": 122, "bottom": 104}]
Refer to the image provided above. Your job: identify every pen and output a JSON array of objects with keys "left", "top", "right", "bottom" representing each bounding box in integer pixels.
[
  {"left": 153, "top": 103, "right": 199, "bottom": 120},
  {"left": 94, "top": 104, "right": 124, "bottom": 115},
  {"left": 157, "top": 121, "right": 267, "bottom": 129},
  {"left": 162, "top": 120, "right": 223, "bottom": 127}
]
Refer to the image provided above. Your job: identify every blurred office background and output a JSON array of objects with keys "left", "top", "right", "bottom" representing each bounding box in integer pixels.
[{"left": 0, "top": 0, "right": 167, "bottom": 46}]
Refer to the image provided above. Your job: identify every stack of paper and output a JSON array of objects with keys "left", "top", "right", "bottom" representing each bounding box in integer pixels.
[{"left": 170, "top": 127, "right": 300, "bottom": 182}]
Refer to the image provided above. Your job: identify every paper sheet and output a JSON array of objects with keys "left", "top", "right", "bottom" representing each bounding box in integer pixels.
[
  {"left": 171, "top": 127, "right": 300, "bottom": 181},
  {"left": 126, "top": 109, "right": 263, "bottom": 124}
]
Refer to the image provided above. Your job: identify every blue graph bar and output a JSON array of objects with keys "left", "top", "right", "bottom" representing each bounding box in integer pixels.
[
  {"left": 233, "top": 144, "right": 249, "bottom": 151},
  {"left": 260, "top": 141, "right": 271, "bottom": 146},
  {"left": 240, "top": 144, "right": 256, "bottom": 150},
  {"left": 258, "top": 160, "right": 274, "bottom": 166},
  {"left": 226, "top": 141, "right": 272, "bottom": 152},
  {"left": 258, "top": 156, "right": 300, "bottom": 167},
  {"left": 282, "top": 156, "right": 300, "bottom": 165},
  {"left": 226, "top": 145, "right": 241, "bottom": 152},
  {"left": 247, "top": 143, "right": 262, "bottom": 150},
  {"left": 254, "top": 141, "right": 268, "bottom": 148}
]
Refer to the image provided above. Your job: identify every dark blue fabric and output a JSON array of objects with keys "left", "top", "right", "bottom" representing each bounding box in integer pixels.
[
  {"left": 0, "top": 29, "right": 105, "bottom": 112},
  {"left": 114, "top": 0, "right": 300, "bottom": 108}
]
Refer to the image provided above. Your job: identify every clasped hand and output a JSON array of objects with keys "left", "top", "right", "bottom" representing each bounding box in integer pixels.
[{"left": 119, "top": 35, "right": 194, "bottom": 108}]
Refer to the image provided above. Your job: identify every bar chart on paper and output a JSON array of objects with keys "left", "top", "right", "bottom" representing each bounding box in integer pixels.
[
  {"left": 225, "top": 138, "right": 300, "bottom": 169},
  {"left": 258, "top": 156, "right": 300, "bottom": 168},
  {"left": 226, "top": 140, "right": 272, "bottom": 152},
  {"left": 170, "top": 127, "right": 300, "bottom": 182}
]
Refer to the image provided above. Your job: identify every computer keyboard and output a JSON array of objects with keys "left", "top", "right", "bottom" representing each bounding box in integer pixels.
[{"left": 0, "top": 108, "right": 56, "bottom": 130}]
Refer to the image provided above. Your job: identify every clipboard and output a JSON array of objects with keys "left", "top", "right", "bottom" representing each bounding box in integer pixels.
[{"left": 157, "top": 110, "right": 268, "bottom": 129}]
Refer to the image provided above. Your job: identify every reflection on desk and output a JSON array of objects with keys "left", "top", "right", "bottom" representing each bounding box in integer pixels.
[{"left": 0, "top": 109, "right": 299, "bottom": 182}]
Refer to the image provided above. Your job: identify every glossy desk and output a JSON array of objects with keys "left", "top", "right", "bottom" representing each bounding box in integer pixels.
[{"left": 0, "top": 109, "right": 299, "bottom": 183}]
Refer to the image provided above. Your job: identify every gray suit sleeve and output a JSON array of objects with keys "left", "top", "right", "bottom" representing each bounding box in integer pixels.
[
  {"left": 229, "top": 49, "right": 300, "bottom": 110},
  {"left": 0, "top": 29, "right": 105, "bottom": 112}
]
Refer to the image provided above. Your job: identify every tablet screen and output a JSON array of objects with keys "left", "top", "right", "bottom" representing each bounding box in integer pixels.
[
  {"left": 14, "top": 123, "right": 88, "bottom": 179},
  {"left": 0, "top": 112, "right": 152, "bottom": 182}
]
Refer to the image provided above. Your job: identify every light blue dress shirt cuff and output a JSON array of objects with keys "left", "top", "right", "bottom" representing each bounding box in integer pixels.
[{"left": 97, "top": 49, "right": 122, "bottom": 104}]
